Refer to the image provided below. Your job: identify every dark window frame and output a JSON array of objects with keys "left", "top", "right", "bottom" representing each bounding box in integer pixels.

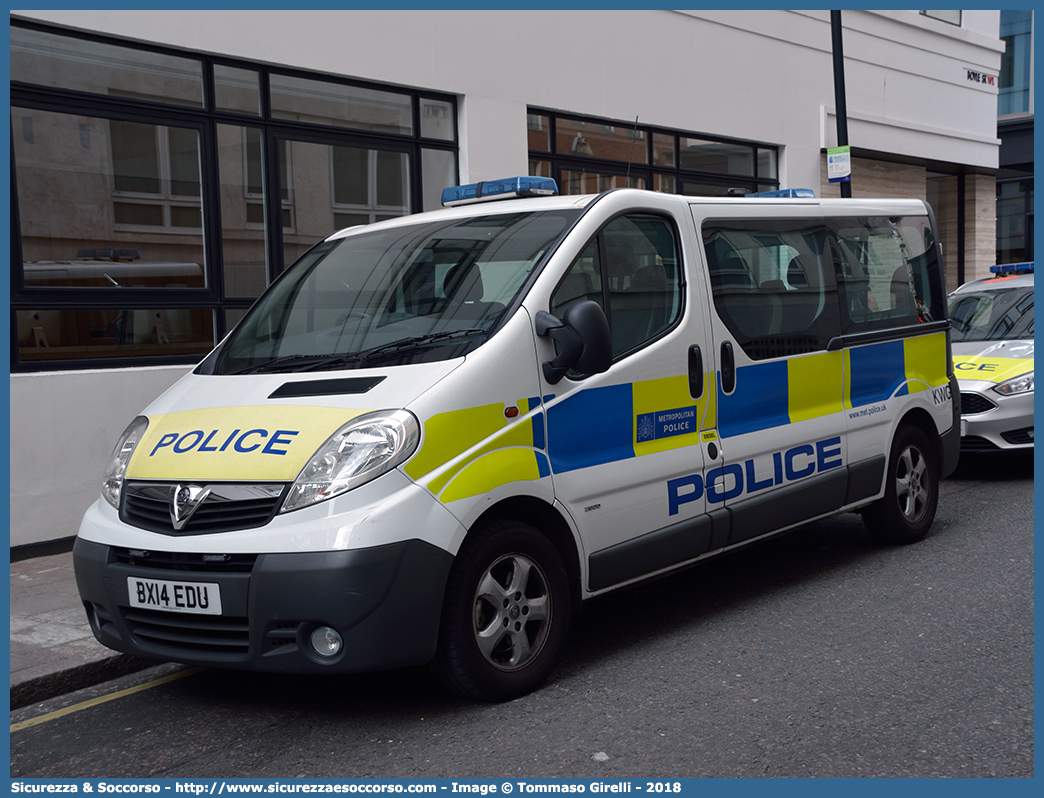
[
  {"left": 10, "top": 19, "right": 459, "bottom": 372},
  {"left": 528, "top": 107, "right": 779, "bottom": 199}
]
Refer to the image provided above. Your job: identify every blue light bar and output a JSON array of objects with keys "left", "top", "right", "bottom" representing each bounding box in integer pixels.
[
  {"left": 746, "top": 188, "right": 817, "bottom": 198},
  {"left": 989, "top": 262, "right": 1034, "bottom": 275},
  {"left": 441, "top": 176, "right": 559, "bottom": 207}
]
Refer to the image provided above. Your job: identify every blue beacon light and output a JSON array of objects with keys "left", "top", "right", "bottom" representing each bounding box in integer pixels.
[{"left": 441, "top": 176, "right": 559, "bottom": 207}]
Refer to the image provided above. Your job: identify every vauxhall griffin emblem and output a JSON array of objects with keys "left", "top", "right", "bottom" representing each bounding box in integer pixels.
[{"left": 170, "top": 484, "right": 210, "bottom": 530}]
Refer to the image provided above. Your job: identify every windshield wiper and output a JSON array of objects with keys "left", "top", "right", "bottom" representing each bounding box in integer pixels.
[
  {"left": 232, "top": 328, "right": 488, "bottom": 375},
  {"left": 232, "top": 352, "right": 362, "bottom": 375},
  {"left": 350, "top": 328, "right": 488, "bottom": 364}
]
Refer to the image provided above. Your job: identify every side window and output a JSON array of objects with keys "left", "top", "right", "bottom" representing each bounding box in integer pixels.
[
  {"left": 551, "top": 214, "right": 683, "bottom": 359},
  {"left": 550, "top": 239, "right": 603, "bottom": 318},
  {"left": 832, "top": 216, "right": 945, "bottom": 334},
  {"left": 703, "top": 220, "right": 840, "bottom": 360}
]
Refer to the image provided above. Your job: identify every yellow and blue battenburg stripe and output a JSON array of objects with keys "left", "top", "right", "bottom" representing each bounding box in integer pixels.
[
  {"left": 719, "top": 333, "right": 948, "bottom": 438},
  {"left": 408, "top": 332, "right": 947, "bottom": 500},
  {"left": 405, "top": 398, "right": 550, "bottom": 502},
  {"left": 545, "top": 372, "right": 714, "bottom": 473},
  {"left": 410, "top": 373, "right": 715, "bottom": 495}
]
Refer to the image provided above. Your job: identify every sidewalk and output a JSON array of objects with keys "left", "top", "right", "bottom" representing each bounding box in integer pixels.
[{"left": 10, "top": 550, "right": 152, "bottom": 710}]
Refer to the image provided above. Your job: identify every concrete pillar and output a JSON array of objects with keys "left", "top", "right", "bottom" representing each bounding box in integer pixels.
[{"left": 965, "top": 173, "right": 998, "bottom": 281}]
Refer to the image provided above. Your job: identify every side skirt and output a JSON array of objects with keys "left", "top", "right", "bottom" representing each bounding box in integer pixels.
[{"left": 587, "top": 455, "right": 886, "bottom": 592}]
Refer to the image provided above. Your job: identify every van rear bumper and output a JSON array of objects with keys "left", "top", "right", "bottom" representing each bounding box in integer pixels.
[{"left": 73, "top": 536, "right": 453, "bottom": 674}]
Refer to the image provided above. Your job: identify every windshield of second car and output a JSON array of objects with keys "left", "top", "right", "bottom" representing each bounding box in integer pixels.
[
  {"left": 213, "top": 209, "right": 578, "bottom": 374},
  {"left": 949, "top": 286, "right": 1034, "bottom": 342}
]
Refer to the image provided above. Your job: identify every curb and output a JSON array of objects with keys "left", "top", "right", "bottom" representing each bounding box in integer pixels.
[{"left": 11, "top": 654, "right": 157, "bottom": 711}]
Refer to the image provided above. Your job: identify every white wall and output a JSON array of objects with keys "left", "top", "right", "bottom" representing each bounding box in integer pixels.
[
  {"left": 9, "top": 9, "right": 1004, "bottom": 547},
  {"left": 10, "top": 366, "right": 192, "bottom": 546},
  {"left": 960, "top": 10, "right": 1004, "bottom": 39}
]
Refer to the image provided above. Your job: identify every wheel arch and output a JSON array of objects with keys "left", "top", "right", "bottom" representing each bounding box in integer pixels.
[
  {"left": 897, "top": 405, "right": 945, "bottom": 469},
  {"left": 471, "top": 496, "right": 583, "bottom": 615}
]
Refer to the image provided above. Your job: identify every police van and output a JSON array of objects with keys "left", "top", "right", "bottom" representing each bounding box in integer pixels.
[{"left": 73, "top": 177, "right": 960, "bottom": 700}]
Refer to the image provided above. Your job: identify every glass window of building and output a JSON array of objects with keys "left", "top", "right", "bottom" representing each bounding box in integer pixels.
[
  {"left": 10, "top": 22, "right": 458, "bottom": 371},
  {"left": 269, "top": 74, "right": 413, "bottom": 135},
  {"left": 999, "top": 10, "right": 1034, "bottom": 116},
  {"left": 10, "top": 25, "right": 205, "bottom": 107},
  {"left": 214, "top": 65, "right": 261, "bottom": 116},
  {"left": 217, "top": 124, "right": 271, "bottom": 298},
  {"left": 996, "top": 179, "right": 1033, "bottom": 264},
  {"left": 555, "top": 118, "right": 648, "bottom": 165},
  {"left": 529, "top": 108, "right": 778, "bottom": 198},
  {"left": 14, "top": 109, "right": 207, "bottom": 290},
  {"left": 920, "top": 11, "right": 962, "bottom": 26}
]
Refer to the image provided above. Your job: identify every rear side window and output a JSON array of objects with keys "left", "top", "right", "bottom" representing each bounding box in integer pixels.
[
  {"left": 702, "top": 219, "right": 840, "bottom": 360},
  {"left": 551, "top": 213, "right": 683, "bottom": 359},
  {"left": 832, "top": 215, "right": 945, "bottom": 334},
  {"left": 702, "top": 214, "right": 945, "bottom": 361}
]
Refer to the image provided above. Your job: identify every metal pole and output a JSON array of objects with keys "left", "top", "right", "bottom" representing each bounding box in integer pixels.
[
  {"left": 831, "top": 10, "right": 852, "bottom": 197},
  {"left": 957, "top": 174, "right": 966, "bottom": 286}
]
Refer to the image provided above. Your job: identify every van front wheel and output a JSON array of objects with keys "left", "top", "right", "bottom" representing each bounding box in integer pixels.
[
  {"left": 433, "top": 519, "right": 570, "bottom": 701},
  {"left": 863, "top": 424, "right": 939, "bottom": 544}
]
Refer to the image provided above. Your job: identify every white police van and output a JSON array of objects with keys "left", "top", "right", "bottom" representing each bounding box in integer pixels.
[{"left": 74, "top": 177, "right": 960, "bottom": 700}]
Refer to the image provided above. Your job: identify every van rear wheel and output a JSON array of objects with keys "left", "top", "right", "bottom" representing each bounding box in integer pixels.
[
  {"left": 863, "top": 424, "right": 939, "bottom": 544},
  {"left": 432, "top": 519, "right": 570, "bottom": 701}
]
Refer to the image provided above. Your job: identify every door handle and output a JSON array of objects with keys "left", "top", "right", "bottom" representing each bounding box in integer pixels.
[
  {"left": 720, "top": 340, "right": 735, "bottom": 394},
  {"left": 687, "top": 345, "right": 703, "bottom": 399}
]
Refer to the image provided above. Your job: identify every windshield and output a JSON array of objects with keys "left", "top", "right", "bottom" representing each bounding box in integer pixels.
[
  {"left": 210, "top": 209, "right": 578, "bottom": 374},
  {"left": 949, "top": 286, "right": 1034, "bottom": 342}
]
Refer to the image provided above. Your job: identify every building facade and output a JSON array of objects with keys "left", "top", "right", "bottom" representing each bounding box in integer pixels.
[{"left": 9, "top": 9, "right": 1004, "bottom": 548}]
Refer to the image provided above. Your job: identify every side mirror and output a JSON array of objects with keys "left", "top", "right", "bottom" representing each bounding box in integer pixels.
[{"left": 535, "top": 300, "right": 612, "bottom": 384}]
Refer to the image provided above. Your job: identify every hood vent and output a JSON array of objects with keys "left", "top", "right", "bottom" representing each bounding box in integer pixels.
[{"left": 269, "top": 376, "right": 386, "bottom": 399}]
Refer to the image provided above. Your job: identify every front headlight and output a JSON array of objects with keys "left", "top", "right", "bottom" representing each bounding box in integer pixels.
[
  {"left": 101, "top": 416, "right": 149, "bottom": 509},
  {"left": 993, "top": 371, "right": 1034, "bottom": 396},
  {"left": 281, "top": 409, "right": 420, "bottom": 513}
]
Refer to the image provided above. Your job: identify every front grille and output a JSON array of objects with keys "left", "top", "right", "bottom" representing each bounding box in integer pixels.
[
  {"left": 960, "top": 392, "right": 996, "bottom": 415},
  {"left": 961, "top": 435, "right": 999, "bottom": 452},
  {"left": 122, "top": 482, "right": 285, "bottom": 535},
  {"left": 1002, "top": 427, "right": 1035, "bottom": 445},
  {"left": 113, "top": 548, "right": 257, "bottom": 574},
  {"left": 122, "top": 606, "right": 250, "bottom": 656}
]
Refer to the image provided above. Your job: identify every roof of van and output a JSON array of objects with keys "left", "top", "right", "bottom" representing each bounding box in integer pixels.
[{"left": 325, "top": 187, "right": 929, "bottom": 242}]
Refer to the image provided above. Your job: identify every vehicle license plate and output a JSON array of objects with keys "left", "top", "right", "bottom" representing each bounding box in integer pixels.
[
  {"left": 127, "top": 576, "right": 222, "bottom": 615},
  {"left": 960, "top": 419, "right": 968, "bottom": 437}
]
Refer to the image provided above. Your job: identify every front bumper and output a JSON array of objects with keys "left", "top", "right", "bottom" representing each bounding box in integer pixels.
[
  {"left": 958, "top": 381, "right": 1034, "bottom": 451},
  {"left": 74, "top": 536, "right": 453, "bottom": 674}
]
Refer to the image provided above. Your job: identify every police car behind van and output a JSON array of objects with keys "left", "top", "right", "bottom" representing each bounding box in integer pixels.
[
  {"left": 74, "top": 177, "right": 960, "bottom": 701},
  {"left": 949, "top": 263, "right": 1034, "bottom": 451}
]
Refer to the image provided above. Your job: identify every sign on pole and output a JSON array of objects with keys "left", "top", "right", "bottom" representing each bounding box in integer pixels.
[{"left": 827, "top": 145, "right": 851, "bottom": 183}]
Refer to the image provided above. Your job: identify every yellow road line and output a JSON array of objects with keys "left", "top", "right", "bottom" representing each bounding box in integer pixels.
[{"left": 11, "top": 667, "right": 205, "bottom": 732}]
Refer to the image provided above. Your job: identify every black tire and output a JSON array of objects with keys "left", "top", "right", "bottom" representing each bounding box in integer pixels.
[
  {"left": 432, "top": 519, "right": 571, "bottom": 701},
  {"left": 863, "top": 423, "right": 939, "bottom": 544}
]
